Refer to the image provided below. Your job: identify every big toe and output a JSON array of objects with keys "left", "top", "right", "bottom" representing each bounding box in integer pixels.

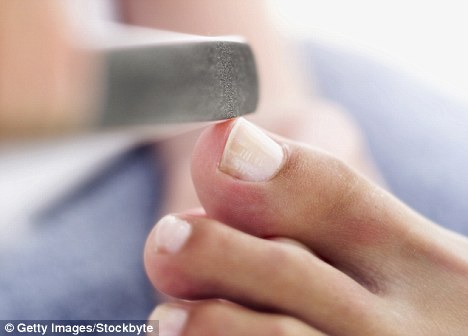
[{"left": 191, "top": 117, "right": 430, "bottom": 293}]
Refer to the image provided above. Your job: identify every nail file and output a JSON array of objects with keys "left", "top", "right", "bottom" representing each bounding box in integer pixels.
[{"left": 91, "top": 26, "right": 259, "bottom": 134}]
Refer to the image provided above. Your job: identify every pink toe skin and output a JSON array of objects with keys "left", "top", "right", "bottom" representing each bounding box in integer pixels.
[{"left": 191, "top": 119, "right": 274, "bottom": 237}]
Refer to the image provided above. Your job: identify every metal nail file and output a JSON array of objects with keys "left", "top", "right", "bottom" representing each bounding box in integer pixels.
[
  {"left": 92, "top": 25, "right": 259, "bottom": 131},
  {"left": 0, "top": 26, "right": 259, "bottom": 140}
]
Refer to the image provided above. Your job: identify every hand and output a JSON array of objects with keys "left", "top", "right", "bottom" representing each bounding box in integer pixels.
[
  {"left": 0, "top": 0, "right": 93, "bottom": 138},
  {"left": 146, "top": 118, "right": 468, "bottom": 335}
]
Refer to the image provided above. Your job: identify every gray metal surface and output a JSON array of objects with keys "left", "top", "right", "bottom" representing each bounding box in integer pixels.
[{"left": 100, "top": 40, "right": 259, "bottom": 127}]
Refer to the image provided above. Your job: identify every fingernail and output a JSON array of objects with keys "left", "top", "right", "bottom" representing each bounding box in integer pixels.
[
  {"left": 219, "top": 118, "right": 284, "bottom": 181},
  {"left": 154, "top": 215, "right": 192, "bottom": 253},
  {"left": 152, "top": 304, "right": 188, "bottom": 336}
]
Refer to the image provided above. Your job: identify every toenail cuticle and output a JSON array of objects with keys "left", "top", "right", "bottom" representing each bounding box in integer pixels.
[
  {"left": 219, "top": 118, "right": 284, "bottom": 181},
  {"left": 154, "top": 215, "right": 192, "bottom": 254}
]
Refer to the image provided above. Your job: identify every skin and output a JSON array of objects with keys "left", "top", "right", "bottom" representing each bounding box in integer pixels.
[
  {"left": 0, "top": 0, "right": 95, "bottom": 139},
  {"left": 145, "top": 119, "right": 468, "bottom": 335}
]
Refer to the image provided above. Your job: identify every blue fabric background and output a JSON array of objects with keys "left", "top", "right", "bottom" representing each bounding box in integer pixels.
[{"left": 1, "top": 146, "right": 162, "bottom": 319}]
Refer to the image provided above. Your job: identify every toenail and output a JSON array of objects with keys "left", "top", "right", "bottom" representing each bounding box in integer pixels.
[
  {"left": 153, "top": 215, "right": 192, "bottom": 254},
  {"left": 219, "top": 118, "right": 284, "bottom": 181},
  {"left": 151, "top": 304, "right": 188, "bottom": 336}
]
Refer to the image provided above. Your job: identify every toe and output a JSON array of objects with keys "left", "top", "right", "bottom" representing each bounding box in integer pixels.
[
  {"left": 191, "top": 118, "right": 429, "bottom": 292},
  {"left": 145, "top": 214, "right": 381, "bottom": 335},
  {"left": 150, "top": 300, "right": 327, "bottom": 336}
]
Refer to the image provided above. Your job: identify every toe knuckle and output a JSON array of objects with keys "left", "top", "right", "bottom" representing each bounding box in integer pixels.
[
  {"left": 288, "top": 147, "right": 361, "bottom": 223},
  {"left": 268, "top": 243, "right": 303, "bottom": 271}
]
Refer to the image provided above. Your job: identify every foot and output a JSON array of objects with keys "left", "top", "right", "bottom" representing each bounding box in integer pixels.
[{"left": 146, "top": 118, "right": 468, "bottom": 335}]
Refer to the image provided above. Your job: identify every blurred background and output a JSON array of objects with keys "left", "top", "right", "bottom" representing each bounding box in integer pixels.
[
  {"left": 271, "top": 0, "right": 468, "bottom": 106},
  {"left": 63, "top": 0, "right": 468, "bottom": 106},
  {"left": 62, "top": 0, "right": 468, "bottom": 106}
]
